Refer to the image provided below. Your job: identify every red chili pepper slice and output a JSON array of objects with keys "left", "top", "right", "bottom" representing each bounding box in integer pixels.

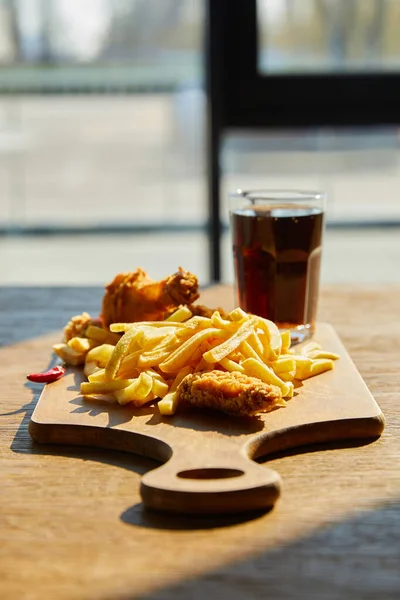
[{"left": 27, "top": 365, "right": 66, "bottom": 384}]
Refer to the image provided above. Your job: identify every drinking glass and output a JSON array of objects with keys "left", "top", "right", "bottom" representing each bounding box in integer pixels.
[{"left": 229, "top": 189, "right": 326, "bottom": 343}]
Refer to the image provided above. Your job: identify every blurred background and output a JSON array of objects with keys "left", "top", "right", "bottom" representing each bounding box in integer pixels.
[{"left": 0, "top": 0, "right": 400, "bottom": 286}]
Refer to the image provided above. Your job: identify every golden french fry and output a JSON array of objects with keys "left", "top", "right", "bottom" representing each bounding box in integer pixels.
[
  {"left": 88, "top": 368, "right": 106, "bottom": 383},
  {"left": 157, "top": 365, "right": 193, "bottom": 415},
  {"left": 277, "top": 370, "right": 296, "bottom": 382},
  {"left": 86, "top": 343, "right": 115, "bottom": 368},
  {"left": 53, "top": 343, "right": 85, "bottom": 366},
  {"left": 271, "top": 357, "right": 296, "bottom": 374},
  {"left": 159, "top": 328, "right": 230, "bottom": 374},
  {"left": 110, "top": 321, "right": 185, "bottom": 333},
  {"left": 175, "top": 316, "right": 213, "bottom": 336},
  {"left": 138, "top": 334, "right": 182, "bottom": 369},
  {"left": 300, "top": 342, "right": 322, "bottom": 356},
  {"left": 144, "top": 369, "right": 168, "bottom": 384},
  {"left": 305, "top": 350, "right": 340, "bottom": 361},
  {"left": 81, "top": 379, "right": 134, "bottom": 396},
  {"left": 247, "top": 331, "right": 264, "bottom": 358},
  {"left": 210, "top": 311, "right": 238, "bottom": 331},
  {"left": 165, "top": 305, "right": 193, "bottom": 322},
  {"left": 85, "top": 325, "right": 120, "bottom": 345},
  {"left": 218, "top": 357, "right": 245, "bottom": 373},
  {"left": 241, "top": 357, "right": 292, "bottom": 397},
  {"left": 104, "top": 327, "right": 142, "bottom": 380},
  {"left": 228, "top": 307, "right": 249, "bottom": 322},
  {"left": 151, "top": 378, "right": 169, "bottom": 398},
  {"left": 68, "top": 337, "right": 97, "bottom": 353},
  {"left": 289, "top": 355, "right": 314, "bottom": 380},
  {"left": 109, "top": 323, "right": 135, "bottom": 333},
  {"left": 117, "top": 350, "right": 142, "bottom": 379},
  {"left": 284, "top": 382, "right": 294, "bottom": 398},
  {"left": 114, "top": 372, "right": 154, "bottom": 406},
  {"left": 202, "top": 318, "right": 257, "bottom": 364},
  {"left": 83, "top": 361, "right": 101, "bottom": 379},
  {"left": 239, "top": 340, "right": 260, "bottom": 360},
  {"left": 308, "top": 358, "right": 334, "bottom": 378},
  {"left": 139, "top": 326, "right": 178, "bottom": 349},
  {"left": 254, "top": 317, "right": 282, "bottom": 361},
  {"left": 280, "top": 330, "right": 291, "bottom": 353}
]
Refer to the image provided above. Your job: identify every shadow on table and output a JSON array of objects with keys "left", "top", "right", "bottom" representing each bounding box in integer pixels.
[
  {"left": 8, "top": 376, "right": 158, "bottom": 478},
  {"left": 124, "top": 500, "right": 400, "bottom": 600}
]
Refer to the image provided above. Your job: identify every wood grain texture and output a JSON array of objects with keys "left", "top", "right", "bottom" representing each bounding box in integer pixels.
[
  {"left": 29, "top": 324, "right": 384, "bottom": 515},
  {"left": 1, "top": 285, "right": 399, "bottom": 600}
]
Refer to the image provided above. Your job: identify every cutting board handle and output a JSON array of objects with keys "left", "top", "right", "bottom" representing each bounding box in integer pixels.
[{"left": 140, "top": 449, "right": 281, "bottom": 515}]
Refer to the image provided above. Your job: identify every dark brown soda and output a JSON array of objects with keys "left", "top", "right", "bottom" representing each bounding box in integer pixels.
[{"left": 231, "top": 204, "right": 324, "bottom": 331}]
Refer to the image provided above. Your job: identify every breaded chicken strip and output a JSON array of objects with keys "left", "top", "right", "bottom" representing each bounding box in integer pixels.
[{"left": 177, "top": 370, "right": 285, "bottom": 417}]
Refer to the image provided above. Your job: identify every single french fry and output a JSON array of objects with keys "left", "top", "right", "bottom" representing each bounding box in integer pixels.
[
  {"left": 308, "top": 358, "right": 334, "bottom": 378},
  {"left": 83, "top": 361, "right": 101, "bottom": 379},
  {"left": 157, "top": 365, "right": 193, "bottom": 415},
  {"left": 277, "top": 369, "right": 296, "bottom": 382},
  {"left": 53, "top": 343, "right": 85, "bottom": 366},
  {"left": 110, "top": 321, "right": 186, "bottom": 333},
  {"left": 239, "top": 340, "right": 261, "bottom": 360},
  {"left": 218, "top": 357, "right": 245, "bottom": 373},
  {"left": 247, "top": 331, "right": 264, "bottom": 358},
  {"left": 165, "top": 305, "right": 193, "bottom": 322},
  {"left": 151, "top": 378, "right": 169, "bottom": 399},
  {"left": 68, "top": 336, "right": 97, "bottom": 353},
  {"left": 290, "top": 355, "right": 314, "bottom": 380},
  {"left": 88, "top": 368, "right": 106, "bottom": 383},
  {"left": 284, "top": 381, "right": 294, "bottom": 399},
  {"left": 114, "top": 372, "right": 154, "bottom": 406},
  {"left": 139, "top": 326, "right": 178, "bottom": 349},
  {"left": 145, "top": 369, "right": 168, "bottom": 384},
  {"left": 210, "top": 311, "right": 238, "bottom": 331},
  {"left": 300, "top": 341, "right": 322, "bottom": 356},
  {"left": 202, "top": 318, "right": 257, "bottom": 364},
  {"left": 81, "top": 379, "right": 134, "bottom": 396},
  {"left": 159, "top": 328, "right": 230, "bottom": 373},
  {"left": 280, "top": 330, "right": 291, "bottom": 353},
  {"left": 85, "top": 325, "right": 121, "bottom": 345},
  {"left": 86, "top": 344, "right": 115, "bottom": 368},
  {"left": 138, "top": 334, "right": 182, "bottom": 369},
  {"left": 228, "top": 307, "right": 249, "bottom": 322},
  {"left": 104, "top": 327, "right": 142, "bottom": 380},
  {"left": 241, "top": 357, "right": 292, "bottom": 397},
  {"left": 175, "top": 316, "right": 213, "bottom": 335},
  {"left": 271, "top": 357, "right": 296, "bottom": 374},
  {"left": 117, "top": 350, "right": 142, "bottom": 379},
  {"left": 305, "top": 350, "right": 340, "bottom": 361},
  {"left": 254, "top": 317, "right": 282, "bottom": 361}
]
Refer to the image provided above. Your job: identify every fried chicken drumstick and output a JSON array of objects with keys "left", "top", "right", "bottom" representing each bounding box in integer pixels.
[{"left": 101, "top": 267, "right": 200, "bottom": 326}]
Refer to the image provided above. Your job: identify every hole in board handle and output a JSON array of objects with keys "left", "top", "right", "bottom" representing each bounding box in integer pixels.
[{"left": 177, "top": 468, "right": 244, "bottom": 480}]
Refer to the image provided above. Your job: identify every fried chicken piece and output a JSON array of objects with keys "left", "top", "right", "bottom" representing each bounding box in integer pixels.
[
  {"left": 101, "top": 267, "right": 200, "bottom": 326},
  {"left": 177, "top": 370, "right": 285, "bottom": 417}
]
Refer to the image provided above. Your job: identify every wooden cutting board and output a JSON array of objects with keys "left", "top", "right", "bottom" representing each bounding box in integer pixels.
[{"left": 29, "top": 323, "right": 384, "bottom": 515}]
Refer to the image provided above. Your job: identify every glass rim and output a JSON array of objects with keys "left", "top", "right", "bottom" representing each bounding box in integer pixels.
[{"left": 230, "top": 189, "right": 325, "bottom": 203}]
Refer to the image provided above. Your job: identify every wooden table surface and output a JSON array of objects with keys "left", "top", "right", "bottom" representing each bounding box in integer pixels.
[{"left": 1, "top": 285, "right": 399, "bottom": 600}]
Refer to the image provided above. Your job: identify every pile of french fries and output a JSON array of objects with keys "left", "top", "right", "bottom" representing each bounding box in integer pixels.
[{"left": 53, "top": 306, "right": 339, "bottom": 417}]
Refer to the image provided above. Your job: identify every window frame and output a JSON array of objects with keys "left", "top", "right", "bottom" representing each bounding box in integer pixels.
[{"left": 215, "top": 0, "right": 400, "bottom": 129}]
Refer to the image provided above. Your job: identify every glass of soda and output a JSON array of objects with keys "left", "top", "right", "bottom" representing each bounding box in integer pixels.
[{"left": 229, "top": 189, "right": 326, "bottom": 343}]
